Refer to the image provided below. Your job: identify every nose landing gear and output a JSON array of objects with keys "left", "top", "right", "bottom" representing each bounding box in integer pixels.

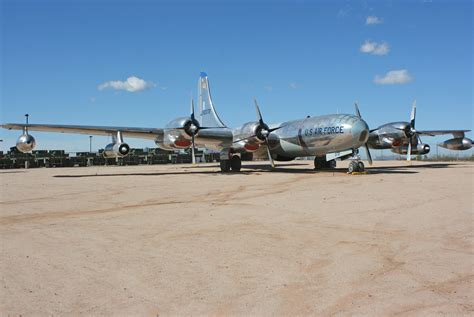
[{"left": 348, "top": 160, "right": 365, "bottom": 173}]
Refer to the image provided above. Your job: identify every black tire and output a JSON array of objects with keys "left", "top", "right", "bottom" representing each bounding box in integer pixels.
[
  {"left": 220, "top": 160, "right": 231, "bottom": 173},
  {"left": 230, "top": 155, "right": 241, "bottom": 172},
  {"left": 328, "top": 160, "right": 337, "bottom": 169},
  {"left": 314, "top": 157, "right": 324, "bottom": 170},
  {"left": 357, "top": 161, "right": 365, "bottom": 172},
  {"left": 348, "top": 161, "right": 357, "bottom": 173}
]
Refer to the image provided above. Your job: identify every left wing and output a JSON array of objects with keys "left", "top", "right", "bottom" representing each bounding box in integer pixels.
[
  {"left": 417, "top": 130, "right": 470, "bottom": 138},
  {"left": 1, "top": 123, "right": 163, "bottom": 140}
]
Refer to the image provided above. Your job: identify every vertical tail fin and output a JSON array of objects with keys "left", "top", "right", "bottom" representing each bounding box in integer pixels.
[{"left": 198, "top": 72, "right": 227, "bottom": 128}]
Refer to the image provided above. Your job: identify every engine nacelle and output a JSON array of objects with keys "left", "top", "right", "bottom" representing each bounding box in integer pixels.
[
  {"left": 438, "top": 138, "right": 473, "bottom": 151},
  {"left": 391, "top": 143, "right": 430, "bottom": 155},
  {"left": 233, "top": 121, "right": 265, "bottom": 145},
  {"left": 16, "top": 133, "right": 36, "bottom": 153},
  {"left": 158, "top": 116, "right": 196, "bottom": 150},
  {"left": 103, "top": 142, "right": 130, "bottom": 158}
]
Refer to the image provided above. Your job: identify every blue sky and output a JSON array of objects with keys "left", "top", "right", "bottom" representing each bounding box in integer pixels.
[{"left": 1, "top": 0, "right": 472, "bottom": 156}]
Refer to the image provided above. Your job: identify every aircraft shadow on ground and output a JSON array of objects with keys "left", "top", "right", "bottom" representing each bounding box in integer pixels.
[
  {"left": 49, "top": 162, "right": 463, "bottom": 178},
  {"left": 0, "top": 171, "right": 27, "bottom": 174},
  {"left": 242, "top": 165, "right": 420, "bottom": 174}
]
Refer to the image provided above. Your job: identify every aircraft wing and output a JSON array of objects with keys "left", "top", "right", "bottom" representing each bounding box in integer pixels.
[
  {"left": 1, "top": 123, "right": 163, "bottom": 140},
  {"left": 417, "top": 130, "right": 470, "bottom": 138}
]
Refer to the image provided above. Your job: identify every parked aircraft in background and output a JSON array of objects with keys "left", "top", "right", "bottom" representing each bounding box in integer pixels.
[
  {"left": 2, "top": 73, "right": 373, "bottom": 173},
  {"left": 367, "top": 100, "right": 472, "bottom": 161}
]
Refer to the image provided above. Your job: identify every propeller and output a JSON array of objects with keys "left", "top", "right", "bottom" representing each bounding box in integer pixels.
[
  {"left": 407, "top": 100, "right": 416, "bottom": 161},
  {"left": 394, "top": 100, "right": 417, "bottom": 161},
  {"left": 354, "top": 103, "right": 373, "bottom": 165},
  {"left": 175, "top": 97, "right": 226, "bottom": 165},
  {"left": 234, "top": 99, "right": 284, "bottom": 168},
  {"left": 188, "top": 98, "right": 199, "bottom": 164},
  {"left": 254, "top": 99, "right": 276, "bottom": 168},
  {"left": 175, "top": 97, "right": 202, "bottom": 164}
]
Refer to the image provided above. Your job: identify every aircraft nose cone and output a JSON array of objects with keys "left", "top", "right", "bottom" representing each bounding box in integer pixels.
[{"left": 351, "top": 119, "right": 369, "bottom": 145}]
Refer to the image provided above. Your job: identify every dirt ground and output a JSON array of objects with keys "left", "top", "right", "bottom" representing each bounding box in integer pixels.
[{"left": 1, "top": 160, "right": 473, "bottom": 316}]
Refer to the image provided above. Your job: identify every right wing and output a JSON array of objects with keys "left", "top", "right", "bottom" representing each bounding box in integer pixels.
[
  {"left": 417, "top": 130, "right": 470, "bottom": 138},
  {"left": 1, "top": 123, "right": 163, "bottom": 140}
]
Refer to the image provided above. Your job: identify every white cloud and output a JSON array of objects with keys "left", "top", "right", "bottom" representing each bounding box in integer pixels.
[
  {"left": 374, "top": 69, "right": 413, "bottom": 85},
  {"left": 360, "top": 40, "right": 390, "bottom": 55},
  {"left": 366, "top": 16, "right": 382, "bottom": 25},
  {"left": 98, "top": 76, "right": 155, "bottom": 92}
]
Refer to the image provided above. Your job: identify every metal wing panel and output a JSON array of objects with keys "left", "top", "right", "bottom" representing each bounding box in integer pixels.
[
  {"left": 417, "top": 130, "right": 470, "bottom": 138},
  {"left": 1, "top": 123, "right": 163, "bottom": 140},
  {"left": 194, "top": 128, "right": 234, "bottom": 151}
]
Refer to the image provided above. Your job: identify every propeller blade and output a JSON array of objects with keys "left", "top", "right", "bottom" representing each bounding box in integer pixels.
[
  {"left": 268, "top": 125, "right": 286, "bottom": 133},
  {"left": 265, "top": 139, "right": 275, "bottom": 168},
  {"left": 407, "top": 138, "right": 412, "bottom": 161},
  {"left": 191, "top": 133, "right": 196, "bottom": 165},
  {"left": 354, "top": 102, "right": 361, "bottom": 118},
  {"left": 364, "top": 143, "right": 373, "bottom": 165},
  {"left": 410, "top": 99, "right": 416, "bottom": 130},
  {"left": 354, "top": 102, "right": 373, "bottom": 165},
  {"left": 254, "top": 98, "right": 264, "bottom": 125},
  {"left": 233, "top": 125, "right": 285, "bottom": 143},
  {"left": 192, "top": 103, "right": 196, "bottom": 122}
]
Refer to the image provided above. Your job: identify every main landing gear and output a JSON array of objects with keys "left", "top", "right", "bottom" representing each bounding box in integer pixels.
[
  {"left": 220, "top": 155, "right": 241, "bottom": 173},
  {"left": 348, "top": 160, "right": 365, "bottom": 173},
  {"left": 314, "top": 157, "right": 337, "bottom": 170}
]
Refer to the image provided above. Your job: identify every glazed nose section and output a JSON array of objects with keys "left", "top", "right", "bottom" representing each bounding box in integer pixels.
[{"left": 351, "top": 118, "right": 369, "bottom": 145}]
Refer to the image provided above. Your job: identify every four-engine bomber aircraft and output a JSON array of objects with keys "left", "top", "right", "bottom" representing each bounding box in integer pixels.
[
  {"left": 3, "top": 73, "right": 471, "bottom": 172},
  {"left": 2, "top": 73, "right": 373, "bottom": 173},
  {"left": 367, "top": 100, "right": 472, "bottom": 160}
]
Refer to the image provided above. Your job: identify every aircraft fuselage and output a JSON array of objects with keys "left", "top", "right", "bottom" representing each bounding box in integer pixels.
[{"left": 233, "top": 114, "right": 369, "bottom": 159}]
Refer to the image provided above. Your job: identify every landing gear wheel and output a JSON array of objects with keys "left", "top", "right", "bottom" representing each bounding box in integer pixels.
[
  {"left": 328, "top": 160, "right": 337, "bottom": 169},
  {"left": 348, "top": 161, "right": 358, "bottom": 173},
  {"left": 230, "top": 155, "right": 241, "bottom": 172},
  {"left": 220, "top": 160, "right": 231, "bottom": 173},
  {"left": 357, "top": 161, "right": 365, "bottom": 172},
  {"left": 314, "top": 157, "right": 325, "bottom": 170}
]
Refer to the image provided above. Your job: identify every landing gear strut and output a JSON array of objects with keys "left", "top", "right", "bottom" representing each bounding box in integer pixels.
[{"left": 314, "top": 157, "right": 336, "bottom": 170}]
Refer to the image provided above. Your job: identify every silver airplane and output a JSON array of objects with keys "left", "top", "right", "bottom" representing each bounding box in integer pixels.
[
  {"left": 367, "top": 100, "right": 472, "bottom": 160},
  {"left": 3, "top": 73, "right": 372, "bottom": 173}
]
